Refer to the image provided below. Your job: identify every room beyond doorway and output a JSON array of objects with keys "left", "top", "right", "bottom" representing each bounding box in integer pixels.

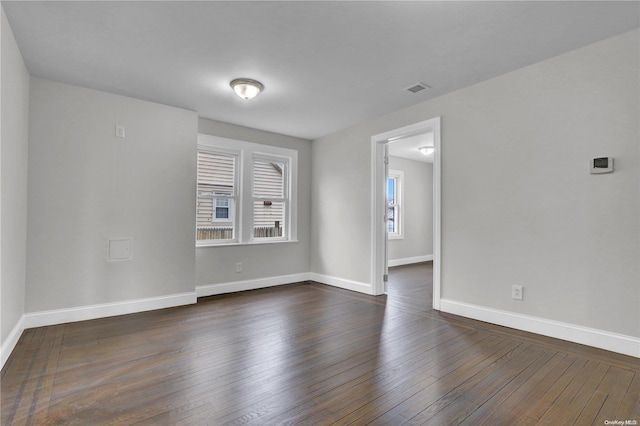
[
  {"left": 387, "top": 261, "right": 434, "bottom": 313},
  {"left": 371, "top": 117, "right": 441, "bottom": 306}
]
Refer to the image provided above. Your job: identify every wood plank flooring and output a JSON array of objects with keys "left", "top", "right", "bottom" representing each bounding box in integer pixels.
[
  {"left": 386, "top": 261, "right": 434, "bottom": 315},
  {"left": 2, "top": 263, "right": 639, "bottom": 425}
]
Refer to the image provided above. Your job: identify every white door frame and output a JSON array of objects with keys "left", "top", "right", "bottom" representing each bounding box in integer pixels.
[{"left": 370, "top": 117, "right": 441, "bottom": 310}]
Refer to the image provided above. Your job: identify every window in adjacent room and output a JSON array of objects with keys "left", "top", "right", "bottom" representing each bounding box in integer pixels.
[
  {"left": 196, "top": 135, "right": 298, "bottom": 246},
  {"left": 387, "top": 169, "right": 403, "bottom": 239}
]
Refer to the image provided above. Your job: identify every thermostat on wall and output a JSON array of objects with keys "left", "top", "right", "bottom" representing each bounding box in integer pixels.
[{"left": 590, "top": 157, "right": 614, "bottom": 174}]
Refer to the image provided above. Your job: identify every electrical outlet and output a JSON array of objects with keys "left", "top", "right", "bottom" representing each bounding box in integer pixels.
[
  {"left": 236, "top": 262, "right": 242, "bottom": 273},
  {"left": 512, "top": 285, "right": 523, "bottom": 301}
]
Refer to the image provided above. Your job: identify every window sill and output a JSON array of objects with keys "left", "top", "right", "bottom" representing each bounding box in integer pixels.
[
  {"left": 388, "top": 235, "right": 404, "bottom": 240},
  {"left": 197, "top": 239, "right": 300, "bottom": 248}
]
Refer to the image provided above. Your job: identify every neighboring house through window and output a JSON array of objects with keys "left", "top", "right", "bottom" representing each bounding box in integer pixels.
[
  {"left": 253, "top": 156, "right": 288, "bottom": 238},
  {"left": 196, "top": 149, "right": 238, "bottom": 241}
]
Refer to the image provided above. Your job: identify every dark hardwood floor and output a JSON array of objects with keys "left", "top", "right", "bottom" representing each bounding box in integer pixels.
[
  {"left": 386, "top": 261, "right": 433, "bottom": 315},
  {"left": 2, "top": 263, "right": 638, "bottom": 425}
]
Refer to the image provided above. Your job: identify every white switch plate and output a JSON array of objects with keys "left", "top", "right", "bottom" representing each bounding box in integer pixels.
[
  {"left": 109, "top": 238, "right": 132, "bottom": 261},
  {"left": 115, "top": 125, "right": 125, "bottom": 138}
]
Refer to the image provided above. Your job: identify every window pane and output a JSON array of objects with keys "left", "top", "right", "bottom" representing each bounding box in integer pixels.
[
  {"left": 388, "top": 206, "right": 396, "bottom": 233},
  {"left": 215, "top": 204, "right": 229, "bottom": 219},
  {"left": 197, "top": 150, "right": 236, "bottom": 241},
  {"left": 388, "top": 177, "right": 395, "bottom": 204},
  {"left": 211, "top": 198, "right": 233, "bottom": 222},
  {"left": 253, "top": 158, "right": 285, "bottom": 198},
  {"left": 253, "top": 201, "right": 285, "bottom": 238},
  {"left": 215, "top": 208, "right": 228, "bottom": 219},
  {"left": 198, "top": 151, "right": 236, "bottom": 195},
  {"left": 196, "top": 194, "right": 212, "bottom": 225},
  {"left": 253, "top": 157, "right": 287, "bottom": 239},
  {"left": 387, "top": 173, "right": 401, "bottom": 236}
]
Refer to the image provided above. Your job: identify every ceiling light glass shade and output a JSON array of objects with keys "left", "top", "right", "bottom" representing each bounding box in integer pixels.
[
  {"left": 230, "top": 78, "right": 264, "bottom": 100},
  {"left": 418, "top": 146, "right": 434, "bottom": 156}
]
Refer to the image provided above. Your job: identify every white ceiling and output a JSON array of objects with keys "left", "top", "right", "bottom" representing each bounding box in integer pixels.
[
  {"left": 388, "top": 132, "right": 434, "bottom": 163},
  {"left": 3, "top": 1, "right": 638, "bottom": 140}
]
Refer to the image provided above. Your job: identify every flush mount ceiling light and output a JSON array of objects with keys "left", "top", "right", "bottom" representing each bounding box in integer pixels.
[
  {"left": 230, "top": 78, "right": 264, "bottom": 100},
  {"left": 418, "top": 146, "right": 434, "bottom": 156}
]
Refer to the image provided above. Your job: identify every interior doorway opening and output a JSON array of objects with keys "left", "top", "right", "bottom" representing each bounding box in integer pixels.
[
  {"left": 371, "top": 117, "right": 441, "bottom": 310},
  {"left": 385, "top": 132, "right": 435, "bottom": 310}
]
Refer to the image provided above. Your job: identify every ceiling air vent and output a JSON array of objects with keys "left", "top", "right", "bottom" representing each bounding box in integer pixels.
[{"left": 404, "top": 82, "right": 430, "bottom": 94}]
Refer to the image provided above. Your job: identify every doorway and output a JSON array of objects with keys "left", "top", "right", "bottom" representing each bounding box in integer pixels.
[
  {"left": 386, "top": 133, "right": 435, "bottom": 311},
  {"left": 370, "top": 117, "right": 441, "bottom": 310}
]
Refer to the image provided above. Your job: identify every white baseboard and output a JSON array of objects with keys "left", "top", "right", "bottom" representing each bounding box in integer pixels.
[
  {"left": 1, "top": 315, "right": 26, "bottom": 370},
  {"left": 24, "top": 292, "right": 197, "bottom": 329},
  {"left": 196, "top": 273, "right": 311, "bottom": 297},
  {"left": 440, "top": 299, "right": 640, "bottom": 358},
  {"left": 309, "top": 273, "right": 373, "bottom": 295},
  {"left": 388, "top": 255, "right": 433, "bottom": 267}
]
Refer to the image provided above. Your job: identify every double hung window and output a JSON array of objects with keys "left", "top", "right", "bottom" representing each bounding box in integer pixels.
[
  {"left": 214, "top": 198, "right": 231, "bottom": 221},
  {"left": 387, "top": 169, "right": 403, "bottom": 239},
  {"left": 196, "top": 135, "right": 297, "bottom": 246}
]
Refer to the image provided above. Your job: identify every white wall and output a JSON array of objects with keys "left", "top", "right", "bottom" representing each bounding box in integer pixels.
[
  {"left": 26, "top": 78, "right": 198, "bottom": 313},
  {"left": 388, "top": 156, "right": 432, "bottom": 264},
  {"left": 312, "top": 124, "right": 371, "bottom": 286},
  {"left": 196, "top": 118, "right": 311, "bottom": 292},
  {"left": 1, "top": 6, "right": 30, "bottom": 363},
  {"left": 312, "top": 29, "right": 639, "bottom": 339}
]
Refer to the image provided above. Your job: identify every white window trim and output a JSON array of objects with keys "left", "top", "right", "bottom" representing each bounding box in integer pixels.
[
  {"left": 388, "top": 169, "right": 404, "bottom": 240},
  {"left": 197, "top": 134, "right": 298, "bottom": 247}
]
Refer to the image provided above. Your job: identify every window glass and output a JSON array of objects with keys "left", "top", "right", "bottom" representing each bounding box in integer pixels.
[
  {"left": 214, "top": 198, "right": 232, "bottom": 220},
  {"left": 253, "top": 157, "right": 288, "bottom": 240},
  {"left": 388, "top": 176, "right": 397, "bottom": 234},
  {"left": 196, "top": 151, "right": 237, "bottom": 242},
  {"left": 253, "top": 159, "right": 285, "bottom": 198},
  {"left": 196, "top": 135, "right": 298, "bottom": 246},
  {"left": 387, "top": 170, "right": 403, "bottom": 238}
]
